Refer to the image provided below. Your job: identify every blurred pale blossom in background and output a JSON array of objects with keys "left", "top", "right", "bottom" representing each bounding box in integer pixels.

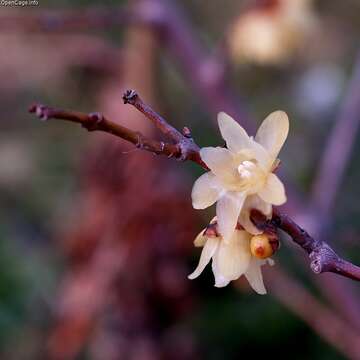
[{"left": 228, "top": 0, "right": 317, "bottom": 64}]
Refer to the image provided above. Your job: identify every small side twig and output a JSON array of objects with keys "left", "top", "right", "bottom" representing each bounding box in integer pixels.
[
  {"left": 29, "top": 90, "right": 208, "bottom": 169},
  {"left": 122, "top": 90, "right": 207, "bottom": 166},
  {"left": 122, "top": 89, "right": 182, "bottom": 142},
  {"left": 28, "top": 103, "right": 180, "bottom": 157}
]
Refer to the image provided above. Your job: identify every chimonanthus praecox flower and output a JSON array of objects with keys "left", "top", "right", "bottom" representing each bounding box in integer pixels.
[
  {"left": 188, "top": 219, "right": 274, "bottom": 294},
  {"left": 192, "top": 111, "right": 289, "bottom": 241}
]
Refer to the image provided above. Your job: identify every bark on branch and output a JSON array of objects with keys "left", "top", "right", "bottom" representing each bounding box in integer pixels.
[{"left": 29, "top": 90, "right": 360, "bottom": 282}]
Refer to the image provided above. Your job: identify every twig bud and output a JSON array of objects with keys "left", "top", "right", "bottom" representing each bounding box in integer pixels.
[{"left": 122, "top": 89, "right": 138, "bottom": 104}]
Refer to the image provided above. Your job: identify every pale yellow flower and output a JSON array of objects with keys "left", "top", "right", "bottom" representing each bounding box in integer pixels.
[
  {"left": 192, "top": 111, "right": 288, "bottom": 241},
  {"left": 228, "top": 0, "right": 317, "bottom": 65},
  {"left": 188, "top": 224, "right": 274, "bottom": 294}
]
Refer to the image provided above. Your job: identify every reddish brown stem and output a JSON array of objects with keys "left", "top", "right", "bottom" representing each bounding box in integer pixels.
[
  {"left": 122, "top": 89, "right": 208, "bottom": 167},
  {"left": 28, "top": 103, "right": 181, "bottom": 158},
  {"left": 123, "top": 89, "right": 183, "bottom": 142},
  {"left": 29, "top": 91, "right": 208, "bottom": 169}
]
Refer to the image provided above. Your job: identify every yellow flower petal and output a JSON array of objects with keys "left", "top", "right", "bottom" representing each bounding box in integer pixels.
[
  {"left": 214, "top": 230, "right": 252, "bottom": 281},
  {"left": 216, "top": 191, "right": 246, "bottom": 242},
  {"left": 258, "top": 173, "right": 286, "bottom": 205},
  {"left": 217, "top": 112, "right": 252, "bottom": 152},
  {"left": 188, "top": 237, "right": 219, "bottom": 280},
  {"left": 199, "top": 147, "right": 236, "bottom": 182},
  {"left": 244, "top": 258, "right": 267, "bottom": 295},
  {"left": 255, "top": 111, "right": 289, "bottom": 161},
  {"left": 192, "top": 172, "right": 222, "bottom": 209},
  {"left": 239, "top": 195, "right": 272, "bottom": 235}
]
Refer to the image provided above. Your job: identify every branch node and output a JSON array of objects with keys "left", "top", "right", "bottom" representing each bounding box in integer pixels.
[
  {"left": 122, "top": 89, "right": 138, "bottom": 104},
  {"left": 29, "top": 103, "right": 50, "bottom": 121},
  {"left": 84, "top": 112, "right": 104, "bottom": 131},
  {"left": 182, "top": 126, "right": 192, "bottom": 138},
  {"left": 310, "top": 257, "right": 322, "bottom": 274},
  {"left": 177, "top": 138, "right": 200, "bottom": 162},
  {"left": 135, "top": 132, "right": 144, "bottom": 149}
]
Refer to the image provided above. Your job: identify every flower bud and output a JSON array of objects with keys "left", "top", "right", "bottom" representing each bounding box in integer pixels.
[{"left": 250, "top": 233, "right": 279, "bottom": 259}]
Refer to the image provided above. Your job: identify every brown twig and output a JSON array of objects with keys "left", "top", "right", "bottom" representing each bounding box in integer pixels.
[
  {"left": 29, "top": 90, "right": 360, "bottom": 282},
  {"left": 122, "top": 89, "right": 183, "bottom": 142},
  {"left": 29, "top": 91, "right": 208, "bottom": 169},
  {"left": 28, "top": 103, "right": 177, "bottom": 157}
]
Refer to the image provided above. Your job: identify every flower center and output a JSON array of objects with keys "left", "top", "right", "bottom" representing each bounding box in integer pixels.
[
  {"left": 238, "top": 160, "right": 256, "bottom": 179},
  {"left": 237, "top": 160, "right": 265, "bottom": 193}
]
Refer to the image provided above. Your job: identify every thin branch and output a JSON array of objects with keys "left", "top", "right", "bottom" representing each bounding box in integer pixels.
[
  {"left": 29, "top": 90, "right": 360, "bottom": 282},
  {"left": 28, "top": 91, "right": 208, "bottom": 169},
  {"left": 267, "top": 267, "right": 360, "bottom": 359},
  {"left": 122, "top": 89, "right": 183, "bottom": 142},
  {"left": 28, "top": 103, "right": 180, "bottom": 157}
]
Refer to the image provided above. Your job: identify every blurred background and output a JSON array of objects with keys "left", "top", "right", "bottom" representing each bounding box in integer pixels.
[{"left": 0, "top": 0, "right": 360, "bottom": 359}]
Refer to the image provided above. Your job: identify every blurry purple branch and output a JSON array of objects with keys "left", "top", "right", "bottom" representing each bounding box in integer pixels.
[
  {"left": 29, "top": 89, "right": 360, "bottom": 282},
  {"left": 147, "top": 0, "right": 252, "bottom": 127},
  {"left": 267, "top": 268, "right": 360, "bottom": 359},
  {"left": 305, "top": 53, "right": 360, "bottom": 329},
  {"left": 122, "top": 89, "right": 184, "bottom": 143},
  {"left": 310, "top": 52, "right": 360, "bottom": 236}
]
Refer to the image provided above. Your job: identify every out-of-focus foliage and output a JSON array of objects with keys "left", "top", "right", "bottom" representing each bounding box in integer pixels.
[{"left": 0, "top": 0, "right": 359, "bottom": 359}]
